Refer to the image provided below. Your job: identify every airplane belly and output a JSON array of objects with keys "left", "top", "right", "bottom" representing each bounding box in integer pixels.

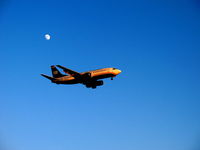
[
  {"left": 64, "top": 80, "right": 79, "bottom": 84},
  {"left": 57, "top": 76, "right": 80, "bottom": 84}
]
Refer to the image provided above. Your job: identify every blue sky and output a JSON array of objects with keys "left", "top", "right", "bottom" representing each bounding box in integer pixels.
[{"left": 0, "top": 0, "right": 200, "bottom": 150}]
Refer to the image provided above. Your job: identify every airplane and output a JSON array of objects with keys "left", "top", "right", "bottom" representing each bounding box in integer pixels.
[{"left": 41, "top": 65, "right": 122, "bottom": 89}]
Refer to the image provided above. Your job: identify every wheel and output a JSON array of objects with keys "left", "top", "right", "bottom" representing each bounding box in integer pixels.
[
  {"left": 86, "top": 85, "right": 90, "bottom": 88},
  {"left": 92, "top": 85, "right": 96, "bottom": 89}
]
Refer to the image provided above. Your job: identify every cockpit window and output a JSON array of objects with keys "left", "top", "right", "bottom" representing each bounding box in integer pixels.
[{"left": 113, "top": 68, "right": 117, "bottom": 70}]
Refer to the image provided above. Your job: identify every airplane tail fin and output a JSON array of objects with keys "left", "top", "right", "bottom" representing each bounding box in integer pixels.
[
  {"left": 51, "top": 65, "right": 65, "bottom": 78},
  {"left": 41, "top": 74, "right": 55, "bottom": 81}
]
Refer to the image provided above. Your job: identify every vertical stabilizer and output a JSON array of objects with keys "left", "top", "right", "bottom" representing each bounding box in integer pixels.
[{"left": 51, "top": 65, "right": 65, "bottom": 78}]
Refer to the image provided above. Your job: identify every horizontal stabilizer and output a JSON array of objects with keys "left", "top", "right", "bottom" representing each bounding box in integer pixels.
[{"left": 41, "top": 74, "right": 55, "bottom": 81}]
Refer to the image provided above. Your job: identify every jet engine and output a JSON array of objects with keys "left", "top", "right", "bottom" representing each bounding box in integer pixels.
[
  {"left": 85, "top": 80, "right": 104, "bottom": 88},
  {"left": 95, "top": 80, "right": 104, "bottom": 86}
]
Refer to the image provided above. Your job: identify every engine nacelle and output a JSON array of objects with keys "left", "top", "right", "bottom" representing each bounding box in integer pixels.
[
  {"left": 85, "top": 80, "right": 104, "bottom": 88},
  {"left": 95, "top": 80, "right": 103, "bottom": 86}
]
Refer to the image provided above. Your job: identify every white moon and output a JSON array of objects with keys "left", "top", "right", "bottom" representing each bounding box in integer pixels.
[{"left": 45, "top": 34, "right": 51, "bottom": 40}]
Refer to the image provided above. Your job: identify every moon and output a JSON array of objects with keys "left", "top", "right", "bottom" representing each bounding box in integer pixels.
[{"left": 45, "top": 34, "right": 51, "bottom": 40}]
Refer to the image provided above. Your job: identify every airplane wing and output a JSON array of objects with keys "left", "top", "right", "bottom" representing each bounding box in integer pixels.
[{"left": 56, "top": 65, "right": 81, "bottom": 78}]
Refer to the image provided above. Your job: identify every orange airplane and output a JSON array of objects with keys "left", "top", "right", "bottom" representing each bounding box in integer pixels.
[{"left": 41, "top": 65, "right": 122, "bottom": 89}]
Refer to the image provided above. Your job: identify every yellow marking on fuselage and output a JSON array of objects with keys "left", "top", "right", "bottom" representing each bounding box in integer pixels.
[
  {"left": 53, "top": 71, "right": 58, "bottom": 74},
  {"left": 82, "top": 68, "right": 113, "bottom": 76}
]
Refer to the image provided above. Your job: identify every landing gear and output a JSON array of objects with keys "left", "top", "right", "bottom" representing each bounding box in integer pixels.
[
  {"left": 92, "top": 86, "right": 96, "bottom": 89},
  {"left": 111, "top": 77, "right": 113, "bottom": 80}
]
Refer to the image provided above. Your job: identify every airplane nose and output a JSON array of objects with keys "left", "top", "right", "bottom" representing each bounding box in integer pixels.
[
  {"left": 113, "top": 69, "right": 122, "bottom": 75},
  {"left": 118, "top": 69, "right": 122, "bottom": 74}
]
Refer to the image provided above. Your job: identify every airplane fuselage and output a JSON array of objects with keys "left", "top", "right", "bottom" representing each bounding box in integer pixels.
[
  {"left": 52, "top": 68, "right": 121, "bottom": 84},
  {"left": 41, "top": 65, "right": 121, "bottom": 88}
]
